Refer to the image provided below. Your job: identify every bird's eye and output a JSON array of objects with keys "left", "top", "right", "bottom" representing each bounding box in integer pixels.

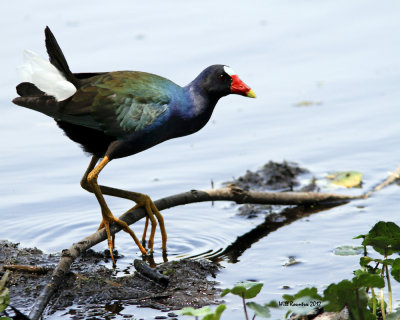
[{"left": 218, "top": 74, "right": 226, "bottom": 82}]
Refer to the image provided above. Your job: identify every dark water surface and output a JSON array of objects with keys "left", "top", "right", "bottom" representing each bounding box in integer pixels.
[{"left": 1, "top": 1, "right": 400, "bottom": 319}]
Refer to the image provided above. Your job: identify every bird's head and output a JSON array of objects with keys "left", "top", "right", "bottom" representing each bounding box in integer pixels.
[{"left": 198, "top": 64, "right": 256, "bottom": 99}]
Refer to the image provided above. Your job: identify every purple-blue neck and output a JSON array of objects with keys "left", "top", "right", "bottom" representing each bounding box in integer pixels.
[{"left": 183, "top": 71, "right": 221, "bottom": 119}]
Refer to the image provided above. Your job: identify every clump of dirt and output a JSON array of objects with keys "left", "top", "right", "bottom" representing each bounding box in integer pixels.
[
  {"left": 52, "top": 258, "right": 220, "bottom": 313},
  {"left": 231, "top": 160, "right": 309, "bottom": 191},
  {"left": 227, "top": 161, "right": 316, "bottom": 218},
  {"left": 0, "top": 241, "right": 221, "bottom": 319}
]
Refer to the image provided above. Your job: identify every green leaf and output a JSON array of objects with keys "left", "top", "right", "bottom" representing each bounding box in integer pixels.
[
  {"left": 362, "top": 221, "right": 400, "bottom": 256},
  {"left": 214, "top": 304, "right": 226, "bottom": 320},
  {"left": 179, "top": 306, "right": 213, "bottom": 317},
  {"left": 202, "top": 305, "right": 226, "bottom": 320},
  {"left": 323, "top": 280, "right": 375, "bottom": 320},
  {"left": 334, "top": 245, "right": 364, "bottom": 256},
  {"left": 283, "top": 287, "right": 323, "bottom": 302},
  {"left": 391, "top": 258, "right": 400, "bottom": 282},
  {"left": 246, "top": 302, "right": 271, "bottom": 318},
  {"left": 323, "top": 280, "right": 354, "bottom": 311},
  {"left": 220, "top": 289, "right": 230, "bottom": 297},
  {"left": 221, "top": 281, "right": 263, "bottom": 299},
  {"left": 352, "top": 273, "right": 385, "bottom": 289},
  {"left": 265, "top": 300, "right": 279, "bottom": 308},
  {"left": 359, "top": 256, "right": 373, "bottom": 267},
  {"left": 327, "top": 171, "right": 362, "bottom": 188},
  {"left": 353, "top": 234, "right": 366, "bottom": 240},
  {"left": 354, "top": 268, "right": 380, "bottom": 279},
  {"left": 354, "top": 269, "right": 366, "bottom": 277},
  {"left": 0, "top": 272, "right": 9, "bottom": 292},
  {"left": 0, "top": 288, "right": 10, "bottom": 313},
  {"left": 378, "top": 258, "right": 394, "bottom": 266},
  {"left": 178, "top": 305, "right": 226, "bottom": 320}
]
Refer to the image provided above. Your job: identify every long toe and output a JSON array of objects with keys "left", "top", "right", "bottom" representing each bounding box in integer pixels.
[
  {"left": 126, "top": 194, "right": 167, "bottom": 253},
  {"left": 112, "top": 216, "right": 147, "bottom": 255},
  {"left": 99, "top": 219, "right": 116, "bottom": 266}
]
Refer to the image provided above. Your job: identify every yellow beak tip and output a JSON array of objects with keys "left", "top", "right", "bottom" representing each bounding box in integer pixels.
[{"left": 246, "top": 89, "right": 257, "bottom": 98}]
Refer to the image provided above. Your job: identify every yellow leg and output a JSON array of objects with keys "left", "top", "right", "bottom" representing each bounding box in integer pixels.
[
  {"left": 124, "top": 194, "right": 163, "bottom": 252},
  {"left": 142, "top": 216, "right": 149, "bottom": 244},
  {"left": 86, "top": 156, "right": 147, "bottom": 266},
  {"left": 119, "top": 193, "right": 167, "bottom": 252},
  {"left": 81, "top": 156, "right": 167, "bottom": 254}
]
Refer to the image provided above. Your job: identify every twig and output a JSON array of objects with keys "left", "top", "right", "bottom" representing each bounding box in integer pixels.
[
  {"left": 362, "top": 164, "right": 400, "bottom": 199},
  {"left": 28, "top": 167, "right": 400, "bottom": 320},
  {"left": 2, "top": 265, "right": 49, "bottom": 275}
]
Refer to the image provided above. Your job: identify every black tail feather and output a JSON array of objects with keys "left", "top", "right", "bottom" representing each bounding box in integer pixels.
[
  {"left": 16, "top": 82, "right": 44, "bottom": 97},
  {"left": 12, "top": 95, "right": 58, "bottom": 112},
  {"left": 45, "top": 26, "right": 79, "bottom": 87}
]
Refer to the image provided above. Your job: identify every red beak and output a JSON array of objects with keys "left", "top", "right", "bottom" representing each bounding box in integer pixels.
[{"left": 230, "top": 75, "right": 256, "bottom": 98}]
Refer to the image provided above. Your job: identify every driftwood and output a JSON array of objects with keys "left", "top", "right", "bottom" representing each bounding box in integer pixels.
[{"left": 27, "top": 165, "right": 400, "bottom": 320}]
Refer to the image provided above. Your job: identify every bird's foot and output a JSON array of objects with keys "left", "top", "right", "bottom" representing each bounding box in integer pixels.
[
  {"left": 98, "top": 209, "right": 147, "bottom": 266},
  {"left": 128, "top": 193, "right": 167, "bottom": 254}
]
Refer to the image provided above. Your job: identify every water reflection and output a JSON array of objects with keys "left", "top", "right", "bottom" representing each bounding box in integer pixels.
[{"left": 183, "top": 202, "right": 347, "bottom": 263}]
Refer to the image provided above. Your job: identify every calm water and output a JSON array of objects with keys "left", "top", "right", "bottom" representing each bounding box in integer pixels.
[{"left": 1, "top": 1, "right": 400, "bottom": 319}]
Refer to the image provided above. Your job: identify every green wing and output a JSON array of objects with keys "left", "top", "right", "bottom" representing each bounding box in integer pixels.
[{"left": 60, "top": 71, "right": 172, "bottom": 138}]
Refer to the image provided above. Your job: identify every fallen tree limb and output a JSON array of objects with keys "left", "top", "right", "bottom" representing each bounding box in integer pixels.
[{"left": 28, "top": 169, "right": 400, "bottom": 320}]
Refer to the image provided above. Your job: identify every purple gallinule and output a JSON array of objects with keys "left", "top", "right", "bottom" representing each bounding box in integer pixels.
[{"left": 13, "top": 27, "right": 256, "bottom": 265}]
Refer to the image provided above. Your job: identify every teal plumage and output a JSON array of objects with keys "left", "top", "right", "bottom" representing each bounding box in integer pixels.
[{"left": 58, "top": 71, "right": 180, "bottom": 138}]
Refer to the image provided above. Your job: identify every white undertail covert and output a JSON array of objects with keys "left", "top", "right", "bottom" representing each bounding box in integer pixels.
[{"left": 17, "top": 50, "right": 76, "bottom": 101}]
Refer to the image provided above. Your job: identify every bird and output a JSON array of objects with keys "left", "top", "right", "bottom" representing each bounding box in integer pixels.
[{"left": 12, "top": 27, "right": 256, "bottom": 266}]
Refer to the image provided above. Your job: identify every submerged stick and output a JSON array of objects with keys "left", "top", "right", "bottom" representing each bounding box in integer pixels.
[{"left": 28, "top": 166, "right": 400, "bottom": 320}]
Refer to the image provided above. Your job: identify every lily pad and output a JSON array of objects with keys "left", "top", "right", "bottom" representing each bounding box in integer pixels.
[
  {"left": 334, "top": 245, "right": 364, "bottom": 256},
  {"left": 327, "top": 171, "right": 362, "bottom": 188}
]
